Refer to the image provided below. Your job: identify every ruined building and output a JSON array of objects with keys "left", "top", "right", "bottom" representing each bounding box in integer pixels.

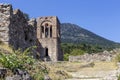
[{"left": 0, "top": 3, "right": 63, "bottom": 61}]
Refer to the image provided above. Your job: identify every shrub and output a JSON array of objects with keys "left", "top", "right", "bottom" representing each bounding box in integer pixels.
[
  {"left": 32, "top": 72, "right": 44, "bottom": 80},
  {"left": 70, "top": 49, "right": 84, "bottom": 56},
  {"left": 63, "top": 49, "right": 84, "bottom": 61},
  {"left": 0, "top": 46, "right": 51, "bottom": 80},
  {"left": 64, "top": 53, "right": 69, "bottom": 61},
  {"left": 118, "top": 75, "right": 120, "bottom": 80},
  {"left": 114, "top": 52, "right": 120, "bottom": 62},
  {"left": 0, "top": 47, "right": 36, "bottom": 70}
]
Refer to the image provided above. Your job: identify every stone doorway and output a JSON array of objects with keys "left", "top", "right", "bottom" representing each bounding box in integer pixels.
[
  {"left": 45, "top": 48, "right": 48, "bottom": 57},
  {"left": 44, "top": 48, "right": 50, "bottom": 61}
]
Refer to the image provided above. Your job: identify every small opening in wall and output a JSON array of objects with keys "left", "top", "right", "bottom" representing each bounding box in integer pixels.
[
  {"left": 29, "top": 39, "right": 33, "bottom": 42},
  {"left": 24, "top": 31, "right": 28, "bottom": 41},
  {"left": 41, "top": 26, "right": 44, "bottom": 33},
  {"left": 45, "top": 48, "right": 48, "bottom": 57},
  {"left": 1, "top": 10, "right": 5, "bottom": 13}
]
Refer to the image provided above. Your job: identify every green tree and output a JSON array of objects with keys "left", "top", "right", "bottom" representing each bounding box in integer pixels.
[{"left": 71, "top": 49, "right": 84, "bottom": 56}]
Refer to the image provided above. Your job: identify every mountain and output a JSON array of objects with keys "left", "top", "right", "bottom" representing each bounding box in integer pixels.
[{"left": 60, "top": 23, "right": 120, "bottom": 48}]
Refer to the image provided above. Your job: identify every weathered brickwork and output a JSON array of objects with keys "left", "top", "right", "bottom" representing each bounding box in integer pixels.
[{"left": 0, "top": 3, "right": 63, "bottom": 61}]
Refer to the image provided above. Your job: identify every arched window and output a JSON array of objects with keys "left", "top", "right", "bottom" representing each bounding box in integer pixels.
[
  {"left": 50, "top": 26, "right": 52, "bottom": 37},
  {"left": 45, "top": 27, "right": 48, "bottom": 38},
  {"left": 41, "top": 26, "right": 44, "bottom": 33}
]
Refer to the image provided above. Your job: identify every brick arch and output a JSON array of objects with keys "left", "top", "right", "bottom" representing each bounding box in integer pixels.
[
  {"left": 40, "top": 21, "right": 53, "bottom": 38},
  {"left": 40, "top": 20, "right": 53, "bottom": 26}
]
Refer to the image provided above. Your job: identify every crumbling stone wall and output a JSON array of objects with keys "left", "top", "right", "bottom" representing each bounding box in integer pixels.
[
  {"left": 69, "top": 50, "right": 118, "bottom": 62},
  {"left": 0, "top": 3, "right": 63, "bottom": 61},
  {"left": 27, "top": 18, "right": 37, "bottom": 47},
  {"left": 0, "top": 3, "right": 37, "bottom": 50},
  {"left": 10, "top": 9, "right": 28, "bottom": 50},
  {"left": 0, "top": 4, "right": 12, "bottom": 44}
]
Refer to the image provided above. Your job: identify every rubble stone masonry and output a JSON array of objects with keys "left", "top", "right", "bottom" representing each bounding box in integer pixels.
[{"left": 0, "top": 3, "right": 63, "bottom": 61}]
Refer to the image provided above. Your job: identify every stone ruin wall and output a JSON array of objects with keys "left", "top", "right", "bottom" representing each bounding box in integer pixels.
[
  {"left": 0, "top": 3, "right": 63, "bottom": 61},
  {"left": 0, "top": 4, "right": 12, "bottom": 44},
  {"left": 69, "top": 49, "right": 120, "bottom": 62},
  {"left": 0, "top": 4, "right": 36, "bottom": 51}
]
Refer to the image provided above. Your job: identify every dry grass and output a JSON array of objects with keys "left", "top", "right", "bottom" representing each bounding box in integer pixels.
[
  {"left": 78, "top": 62, "right": 117, "bottom": 71},
  {"left": 44, "top": 61, "right": 117, "bottom": 79},
  {"left": 44, "top": 61, "right": 117, "bottom": 74},
  {"left": 42, "top": 62, "right": 72, "bottom": 80},
  {"left": 32, "top": 61, "right": 116, "bottom": 80},
  {"left": 0, "top": 43, "right": 13, "bottom": 53}
]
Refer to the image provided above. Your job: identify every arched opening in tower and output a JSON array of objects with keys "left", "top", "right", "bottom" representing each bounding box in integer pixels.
[
  {"left": 50, "top": 26, "right": 52, "bottom": 37},
  {"left": 41, "top": 26, "right": 44, "bottom": 33},
  {"left": 45, "top": 27, "right": 48, "bottom": 38}
]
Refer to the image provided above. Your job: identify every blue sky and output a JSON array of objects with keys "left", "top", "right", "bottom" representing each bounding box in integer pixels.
[{"left": 0, "top": 0, "right": 120, "bottom": 42}]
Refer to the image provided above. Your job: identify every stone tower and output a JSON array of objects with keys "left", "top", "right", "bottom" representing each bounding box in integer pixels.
[{"left": 37, "top": 16, "right": 63, "bottom": 61}]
